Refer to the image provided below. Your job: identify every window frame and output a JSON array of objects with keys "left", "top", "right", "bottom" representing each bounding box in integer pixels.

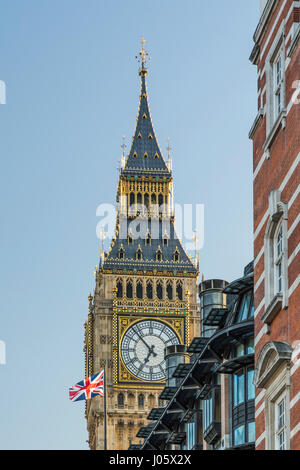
[
  {"left": 265, "top": 28, "right": 286, "bottom": 138},
  {"left": 272, "top": 47, "right": 284, "bottom": 122},
  {"left": 275, "top": 395, "right": 286, "bottom": 450},
  {"left": 264, "top": 191, "right": 289, "bottom": 317},
  {"left": 231, "top": 365, "right": 255, "bottom": 447}
]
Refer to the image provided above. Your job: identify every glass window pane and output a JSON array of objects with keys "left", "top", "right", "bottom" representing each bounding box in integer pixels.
[
  {"left": 247, "top": 337, "right": 254, "bottom": 354},
  {"left": 247, "top": 369, "right": 255, "bottom": 400},
  {"left": 234, "top": 425, "right": 245, "bottom": 446},
  {"left": 238, "top": 292, "right": 252, "bottom": 322},
  {"left": 236, "top": 343, "right": 244, "bottom": 357},
  {"left": 234, "top": 371, "right": 245, "bottom": 406},
  {"left": 248, "top": 422, "right": 255, "bottom": 443},
  {"left": 279, "top": 431, "right": 285, "bottom": 450}
]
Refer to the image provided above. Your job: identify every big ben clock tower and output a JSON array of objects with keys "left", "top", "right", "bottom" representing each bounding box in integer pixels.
[{"left": 84, "top": 39, "right": 199, "bottom": 450}]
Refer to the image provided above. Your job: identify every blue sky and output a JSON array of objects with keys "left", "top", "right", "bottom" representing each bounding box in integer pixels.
[{"left": 0, "top": 1, "right": 259, "bottom": 449}]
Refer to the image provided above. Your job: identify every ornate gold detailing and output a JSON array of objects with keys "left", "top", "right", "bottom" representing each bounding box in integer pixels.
[{"left": 138, "top": 35, "right": 150, "bottom": 75}]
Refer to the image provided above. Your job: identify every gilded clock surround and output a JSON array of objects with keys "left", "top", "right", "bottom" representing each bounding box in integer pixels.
[{"left": 113, "top": 287, "right": 190, "bottom": 389}]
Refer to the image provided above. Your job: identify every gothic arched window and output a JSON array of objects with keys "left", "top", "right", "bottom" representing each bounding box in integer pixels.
[
  {"left": 167, "top": 282, "right": 173, "bottom": 300},
  {"left": 118, "top": 247, "right": 125, "bottom": 260},
  {"left": 156, "top": 247, "right": 162, "bottom": 262},
  {"left": 146, "top": 281, "right": 153, "bottom": 300},
  {"left": 118, "top": 393, "right": 124, "bottom": 407},
  {"left": 130, "top": 192, "right": 135, "bottom": 207},
  {"left": 156, "top": 281, "right": 163, "bottom": 300},
  {"left": 176, "top": 282, "right": 183, "bottom": 300},
  {"left": 138, "top": 394, "right": 144, "bottom": 408},
  {"left": 136, "top": 281, "right": 143, "bottom": 299},
  {"left": 145, "top": 232, "right": 151, "bottom": 246},
  {"left": 136, "top": 247, "right": 143, "bottom": 261},
  {"left": 116, "top": 280, "right": 123, "bottom": 298},
  {"left": 173, "top": 248, "right": 180, "bottom": 262},
  {"left": 126, "top": 280, "right": 133, "bottom": 299}
]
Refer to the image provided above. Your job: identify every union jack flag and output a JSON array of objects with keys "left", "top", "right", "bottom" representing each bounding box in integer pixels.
[{"left": 69, "top": 370, "right": 104, "bottom": 402}]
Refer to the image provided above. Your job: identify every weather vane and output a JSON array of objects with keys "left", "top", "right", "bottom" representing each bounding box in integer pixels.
[{"left": 136, "top": 35, "right": 151, "bottom": 72}]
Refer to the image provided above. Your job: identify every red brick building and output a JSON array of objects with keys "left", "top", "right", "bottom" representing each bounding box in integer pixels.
[{"left": 249, "top": 0, "right": 300, "bottom": 450}]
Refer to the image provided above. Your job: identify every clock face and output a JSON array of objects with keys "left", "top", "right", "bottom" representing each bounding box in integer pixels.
[{"left": 121, "top": 319, "right": 180, "bottom": 382}]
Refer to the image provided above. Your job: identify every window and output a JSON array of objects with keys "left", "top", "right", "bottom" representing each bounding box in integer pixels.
[
  {"left": 138, "top": 394, "right": 144, "bottom": 408},
  {"left": 145, "top": 233, "right": 151, "bottom": 246},
  {"left": 272, "top": 48, "right": 284, "bottom": 122},
  {"left": 136, "top": 247, "right": 142, "bottom": 261},
  {"left": 118, "top": 247, "right": 125, "bottom": 260},
  {"left": 275, "top": 396, "right": 286, "bottom": 450},
  {"left": 266, "top": 34, "right": 285, "bottom": 134},
  {"left": 232, "top": 367, "right": 255, "bottom": 446},
  {"left": 118, "top": 393, "right": 124, "bottom": 407},
  {"left": 176, "top": 282, "right": 183, "bottom": 300},
  {"left": 237, "top": 291, "right": 253, "bottom": 322},
  {"left": 126, "top": 281, "right": 133, "bottom": 299},
  {"left": 156, "top": 282, "right": 163, "bottom": 300},
  {"left": 264, "top": 191, "right": 288, "bottom": 315},
  {"left": 144, "top": 193, "right": 149, "bottom": 210},
  {"left": 156, "top": 248, "right": 162, "bottom": 262},
  {"left": 173, "top": 248, "right": 180, "bottom": 262},
  {"left": 233, "top": 371, "right": 245, "bottom": 406},
  {"left": 234, "top": 425, "right": 245, "bottom": 446},
  {"left": 130, "top": 192, "right": 135, "bottom": 207},
  {"left": 204, "top": 394, "right": 213, "bottom": 430},
  {"left": 116, "top": 280, "right": 123, "bottom": 298},
  {"left": 247, "top": 369, "right": 255, "bottom": 400},
  {"left": 247, "top": 337, "right": 254, "bottom": 354},
  {"left": 136, "top": 281, "right": 143, "bottom": 299},
  {"left": 274, "top": 222, "right": 283, "bottom": 294},
  {"left": 186, "top": 422, "right": 195, "bottom": 450},
  {"left": 146, "top": 282, "right": 153, "bottom": 300},
  {"left": 166, "top": 283, "right": 173, "bottom": 300}
]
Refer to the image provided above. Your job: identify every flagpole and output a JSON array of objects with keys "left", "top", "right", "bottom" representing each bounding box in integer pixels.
[{"left": 104, "top": 366, "right": 107, "bottom": 450}]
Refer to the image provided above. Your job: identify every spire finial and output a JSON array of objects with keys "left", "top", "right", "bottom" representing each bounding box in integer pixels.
[
  {"left": 167, "top": 138, "right": 172, "bottom": 158},
  {"left": 137, "top": 35, "right": 150, "bottom": 76},
  {"left": 121, "top": 136, "right": 126, "bottom": 157},
  {"left": 120, "top": 136, "right": 126, "bottom": 169}
]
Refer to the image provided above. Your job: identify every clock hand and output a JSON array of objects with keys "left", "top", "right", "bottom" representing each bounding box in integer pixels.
[
  {"left": 150, "top": 345, "right": 157, "bottom": 358},
  {"left": 133, "top": 328, "right": 152, "bottom": 352},
  {"left": 144, "top": 345, "right": 157, "bottom": 364}
]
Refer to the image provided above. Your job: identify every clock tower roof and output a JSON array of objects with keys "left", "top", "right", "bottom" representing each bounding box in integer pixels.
[{"left": 121, "top": 38, "right": 171, "bottom": 179}]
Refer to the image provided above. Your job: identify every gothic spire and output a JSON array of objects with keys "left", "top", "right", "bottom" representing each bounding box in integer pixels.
[{"left": 122, "top": 37, "right": 171, "bottom": 178}]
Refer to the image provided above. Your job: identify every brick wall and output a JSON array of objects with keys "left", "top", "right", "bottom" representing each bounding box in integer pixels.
[{"left": 250, "top": 0, "right": 300, "bottom": 450}]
